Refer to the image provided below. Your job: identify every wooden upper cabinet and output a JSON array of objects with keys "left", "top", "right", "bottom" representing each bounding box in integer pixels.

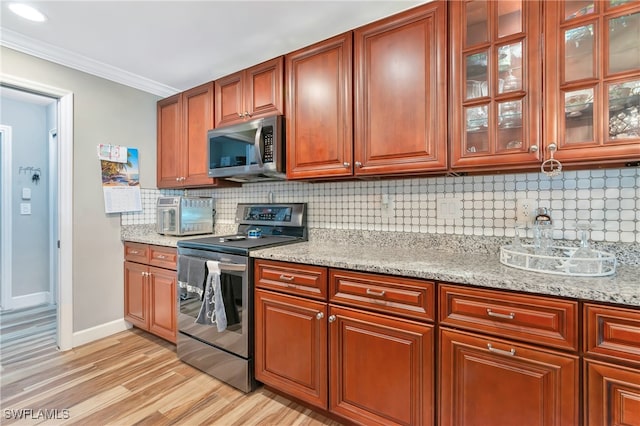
[
  {"left": 157, "top": 93, "right": 182, "bottom": 188},
  {"left": 450, "top": 0, "right": 543, "bottom": 171},
  {"left": 286, "top": 33, "right": 354, "bottom": 179},
  {"left": 544, "top": 1, "right": 640, "bottom": 166},
  {"left": 215, "top": 57, "right": 284, "bottom": 128},
  {"left": 157, "top": 82, "right": 221, "bottom": 188},
  {"left": 354, "top": 1, "right": 448, "bottom": 176}
]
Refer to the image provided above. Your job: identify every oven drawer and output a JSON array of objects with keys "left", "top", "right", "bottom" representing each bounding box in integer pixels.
[
  {"left": 124, "top": 242, "right": 150, "bottom": 263},
  {"left": 255, "top": 259, "right": 328, "bottom": 301},
  {"left": 584, "top": 303, "right": 640, "bottom": 365},
  {"left": 439, "top": 284, "right": 578, "bottom": 351},
  {"left": 329, "top": 269, "right": 435, "bottom": 322},
  {"left": 149, "top": 245, "right": 177, "bottom": 270}
]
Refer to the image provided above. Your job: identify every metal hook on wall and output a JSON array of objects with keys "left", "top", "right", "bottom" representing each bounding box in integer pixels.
[{"left": 18, "top": 166, "right": 42, "bottom": 184}]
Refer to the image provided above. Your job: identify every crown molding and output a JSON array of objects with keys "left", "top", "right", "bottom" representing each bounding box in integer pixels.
[{"left": 0, "top": 28, "right": 178, "bottom": 98}]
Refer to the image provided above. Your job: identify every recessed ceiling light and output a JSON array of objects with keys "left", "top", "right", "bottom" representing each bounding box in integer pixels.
[{"left": 8, "top": 3, "right": 47, "bottom": 22}]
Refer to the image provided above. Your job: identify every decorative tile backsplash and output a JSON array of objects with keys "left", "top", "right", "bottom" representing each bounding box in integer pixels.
[{"left": 121, "top": 167, "right": 640, "bottom": 244}]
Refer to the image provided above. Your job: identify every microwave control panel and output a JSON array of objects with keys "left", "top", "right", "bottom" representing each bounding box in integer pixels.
[{"left": 263, "top": 126, "right": 274, "bottom": 163}]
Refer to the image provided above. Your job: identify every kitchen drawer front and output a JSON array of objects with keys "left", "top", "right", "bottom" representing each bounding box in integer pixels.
[
  {"left": 584, "top": 303, "right": 640, "bottom": 365},
  {"left": 124, "top": 242, "right": 150, "bottom": 263},
  {"left": 149, "top": 245, "right": 177, "bottom": 270},
  {"left": 255, "top": 259, "right": 328, "bottom": 301},
  {"left": 439, "top": 284, "right": 578, "bottom": 351},
  {"left": 329, "top": 269, "right": 435, "bottom": 322}
]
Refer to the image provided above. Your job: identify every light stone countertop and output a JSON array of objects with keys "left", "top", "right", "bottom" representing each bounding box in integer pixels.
[
  {"left": 122, "top": 225, "right": 639, "bottom": 307},
  {"left": 251, "top": 239, "right": 640, "bottom": 308}
]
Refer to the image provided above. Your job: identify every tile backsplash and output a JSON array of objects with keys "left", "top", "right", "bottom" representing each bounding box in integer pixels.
[{"left": 121, "top": 167, "right": 639, "bottom": 244}]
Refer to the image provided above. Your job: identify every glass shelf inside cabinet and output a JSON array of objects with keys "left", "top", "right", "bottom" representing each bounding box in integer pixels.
[{"left": 608, "top": 81, "right": 640, "bottom": 139}]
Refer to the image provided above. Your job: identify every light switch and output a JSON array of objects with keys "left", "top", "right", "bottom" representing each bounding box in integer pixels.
[
  {"left": 22, "top": 188, "right": 31, "bottom": 200},
  {"left": 20, "top": 203, "right": 32, "bottom": 215}
]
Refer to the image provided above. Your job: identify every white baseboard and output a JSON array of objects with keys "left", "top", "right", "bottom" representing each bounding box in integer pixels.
[
  {"left": 72, "top": 319, "right": 132, "bottom": 348},
  {"left": 4, "top": 291, "right": 52, "bottom": 310}
]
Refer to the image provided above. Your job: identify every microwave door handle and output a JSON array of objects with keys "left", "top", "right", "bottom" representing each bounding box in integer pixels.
[{"left": 253, "top": 122, "right": 264, "bottom": 168}]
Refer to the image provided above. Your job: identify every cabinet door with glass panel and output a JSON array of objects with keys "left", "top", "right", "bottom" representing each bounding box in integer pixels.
[
  {"left": 544, "top": 1, "right": 640, "bottom": 166},
  {"left": 450, "top": 0, "right": 543, "bottom": 171}
]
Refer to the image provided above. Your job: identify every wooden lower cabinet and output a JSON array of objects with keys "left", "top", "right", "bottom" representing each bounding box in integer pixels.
[
  {"left": 255, "top": 289, "right": 328, "bottom": 409},
  {"left": 329, "top": 305, "right": 434, "bottom": 426},
  {"left": 124, "top": 242, "right": 177, "bottom": 343},
  {"left": 584, "top": 359, "right": 640, "bottom": 426},
  {"left": 439, "top": 328, "right": 579, "bottom": 426}
]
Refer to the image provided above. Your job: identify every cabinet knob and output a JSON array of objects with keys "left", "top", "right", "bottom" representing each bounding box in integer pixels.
[
  {"left": 355, "top": 161, "right": 363, "bottom": 168},
  {"left": 343, "top": 162, "right": 350, "bottom": 168},
  {"left": 328, "top": 315, "right": 336, "bottom": 323},
  {"left": 244, "top": 111, "right": 251, "bottom": 118},
  {"left": 529, "top": 145, "right": 539, "bottom": 153},
  {"left": 316, "top": 312, "right": 324, "bottom": 320},
  {"left": 238, "top": 113, "right": 244, "bottom": 118}
]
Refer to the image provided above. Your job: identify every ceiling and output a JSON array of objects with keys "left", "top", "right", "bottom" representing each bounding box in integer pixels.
[{"left": 0, "top": 1, "right": 426, "bottom": 97}]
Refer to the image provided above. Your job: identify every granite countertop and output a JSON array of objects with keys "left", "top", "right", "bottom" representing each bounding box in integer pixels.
[
  {"left": 251, "top": 237, "right": 640, "bottom": 308},
  {"left": 122, "top": 224, "right": 639, "bottom": 307}
]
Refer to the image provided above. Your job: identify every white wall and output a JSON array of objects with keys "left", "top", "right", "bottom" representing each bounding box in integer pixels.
[{"left": 1, "top": 47, "right": 161, "bottom": 332}]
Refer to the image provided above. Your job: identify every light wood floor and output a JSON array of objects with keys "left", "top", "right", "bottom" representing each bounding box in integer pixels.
[{"left": 1, "top": 326, "right": 343, "bottom": 425}]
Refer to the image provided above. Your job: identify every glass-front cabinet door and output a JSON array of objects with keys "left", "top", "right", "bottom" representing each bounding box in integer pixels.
[
  {"left": 450, "top": 0, "right": 543, "bottom": 171},
  {"left": 544, "top": 1, "right": 640, "bottom": 165}
]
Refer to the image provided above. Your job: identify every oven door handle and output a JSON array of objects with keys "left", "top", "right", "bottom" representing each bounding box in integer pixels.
[{"left": 218, "top": 262, "right": 246, "bottom": 272}]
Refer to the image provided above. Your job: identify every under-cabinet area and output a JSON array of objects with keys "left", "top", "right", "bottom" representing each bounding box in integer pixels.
[{"left": 253, "top": 258, "right": 640, "bottom": 426}]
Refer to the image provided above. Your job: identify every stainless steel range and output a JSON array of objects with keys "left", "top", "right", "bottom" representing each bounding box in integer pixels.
[{"left": 176, "top": 203, "right": 306, "bottom": 392}]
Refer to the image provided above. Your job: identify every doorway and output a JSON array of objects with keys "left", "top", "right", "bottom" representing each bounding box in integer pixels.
[
  {"left": 0, "top": 76, "right": 73, "bottom": 351},
  {"left": 0, "top": 87, "right": 58, "bottom": 340}
]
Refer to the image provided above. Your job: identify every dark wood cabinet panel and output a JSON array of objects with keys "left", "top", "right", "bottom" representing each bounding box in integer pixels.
[
  {"left": 439, "top": 328, "right": 579, "bottom": 426},
  {"left": 354, "top": 1, "right": 448, "bottom": 176},
  {"left": 124, "top": 261, "right": 149, "bottom": 330},
  {"left": 584, "top": 359, "right": 640, "bottom": 426},
  {"left": 255, "top": 289, "right": 328, "bottom": 409},
  {"left": 449, "top": 0, "right": 543, "bottom": 171},
  {"left": 329, "top": 305, "right": 434, "bottom": 426},
  {"left": 285, "top": 32, "right": 353, "bottom": 179},
  {"left": 123, "top": 243, "right": 177, "bottom": 344},
  {"left": 544, "top": 1, "right": 640, "bottom": 167},
  {"left": 157, "top": 94, "right": 182, "bottom": 188},
  {"left": 157, "top": 82, "right": 231, "bottom": 189},
  {"left": 148, "top": 266, "right": 177, "bottom": 343},
  {"left": 329, "top": 269, "right": 435, "bottom": 322},
  {"left": 215, "top": 57, "right": 283, "bottom": 128},
  {"left": 439, "top": 284, "right": 578, "bottom": 351},
  {"left": 255, "top": 259, "right": 328, "bottom": 300},
  {"left": 584, "top": 303, "right": 640, "bottom": 365}
]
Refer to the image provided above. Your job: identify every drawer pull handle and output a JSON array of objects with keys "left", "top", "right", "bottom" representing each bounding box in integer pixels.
[
  {"left": 487, "top": 309, "right": 515, "bottom": 320},
  {"left": 279, "top": 274, "right": 295, "bottom": 282},
  {"left": 130, "top": 250, "right": 139, "bottom": 255},
  {"left": 156, "top": 255, "right": 166, "bottom": 259},
  {"left": 366, "top": 288, "right": 386, "bottom": 297},
  {"left": 316, "top": 312, "right": 324, "bottom": 320},
  {"left": 487, "top": 343, "right": 516, "bottom": 357}
]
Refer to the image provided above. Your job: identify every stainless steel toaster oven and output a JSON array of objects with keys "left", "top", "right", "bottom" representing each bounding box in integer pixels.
[{"left": 156, "top": 196, "right": 214, "bottom": 236}]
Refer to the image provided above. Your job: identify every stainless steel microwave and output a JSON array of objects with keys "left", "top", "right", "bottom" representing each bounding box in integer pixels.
[{"left": 207, "top": 115, "right": 285, "bottom": 183}]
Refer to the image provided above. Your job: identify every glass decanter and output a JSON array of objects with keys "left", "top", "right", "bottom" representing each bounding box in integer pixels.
[
  {"left": 508, "top": 224, "right": 530, "bottom": 268},
  {"left": 568, "top": 222, "right": 600, "bottom": 274}
]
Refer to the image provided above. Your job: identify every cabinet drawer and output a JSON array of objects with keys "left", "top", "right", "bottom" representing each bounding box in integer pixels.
[
  {"left": 149, "top": 245, "right": 177, "bottom": 270},
  {"left": 584, "top": 303, "right": 640, "bottom": 365},
  {"left": 124, "top": 242, "right": 149, "bottom": 263},
  {"left": 329, "top": 269, "right": 435, "bottom": 322},
  {"left": 439, "top": 284, "right": 578, "bottom": 351},
  {"left": 255, "top": 259, "right": 328, "bottom": 300}
]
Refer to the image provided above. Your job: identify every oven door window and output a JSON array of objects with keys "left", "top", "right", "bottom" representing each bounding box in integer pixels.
[{"left": 179, "top": 265, "right": 249, "bottom": 358}]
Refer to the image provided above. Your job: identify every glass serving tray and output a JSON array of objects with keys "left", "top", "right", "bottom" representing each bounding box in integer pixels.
[{"left": 500, "top": 244, "right": 617, "bottom": 277}]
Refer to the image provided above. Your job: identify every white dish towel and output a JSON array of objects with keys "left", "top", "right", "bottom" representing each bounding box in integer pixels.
[{"left": 195, "top": 260, "right": 228, "bottom": 332}]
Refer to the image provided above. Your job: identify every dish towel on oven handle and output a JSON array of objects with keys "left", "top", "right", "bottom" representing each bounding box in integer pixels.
[{"left": 195, "top": 261, "right": 228, "bottom": 332}]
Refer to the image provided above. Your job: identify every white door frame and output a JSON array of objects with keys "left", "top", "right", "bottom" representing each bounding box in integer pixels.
[
  {"left": 49, "top": 129, "right": 58, "bottom": 304},
  {"left": 1, "top": 74, "right": 74, "bottom": 351},
  {"left": 0, "top": 125, "right": 13, "bottom": 311}
]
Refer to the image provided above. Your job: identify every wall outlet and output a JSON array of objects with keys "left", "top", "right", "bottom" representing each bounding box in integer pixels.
[
  {"left": 515, "top": 198, "right": 536, "bottom": 224},
  {"left": 437, "top": 196, "right": 463, "bottom": 220}
]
